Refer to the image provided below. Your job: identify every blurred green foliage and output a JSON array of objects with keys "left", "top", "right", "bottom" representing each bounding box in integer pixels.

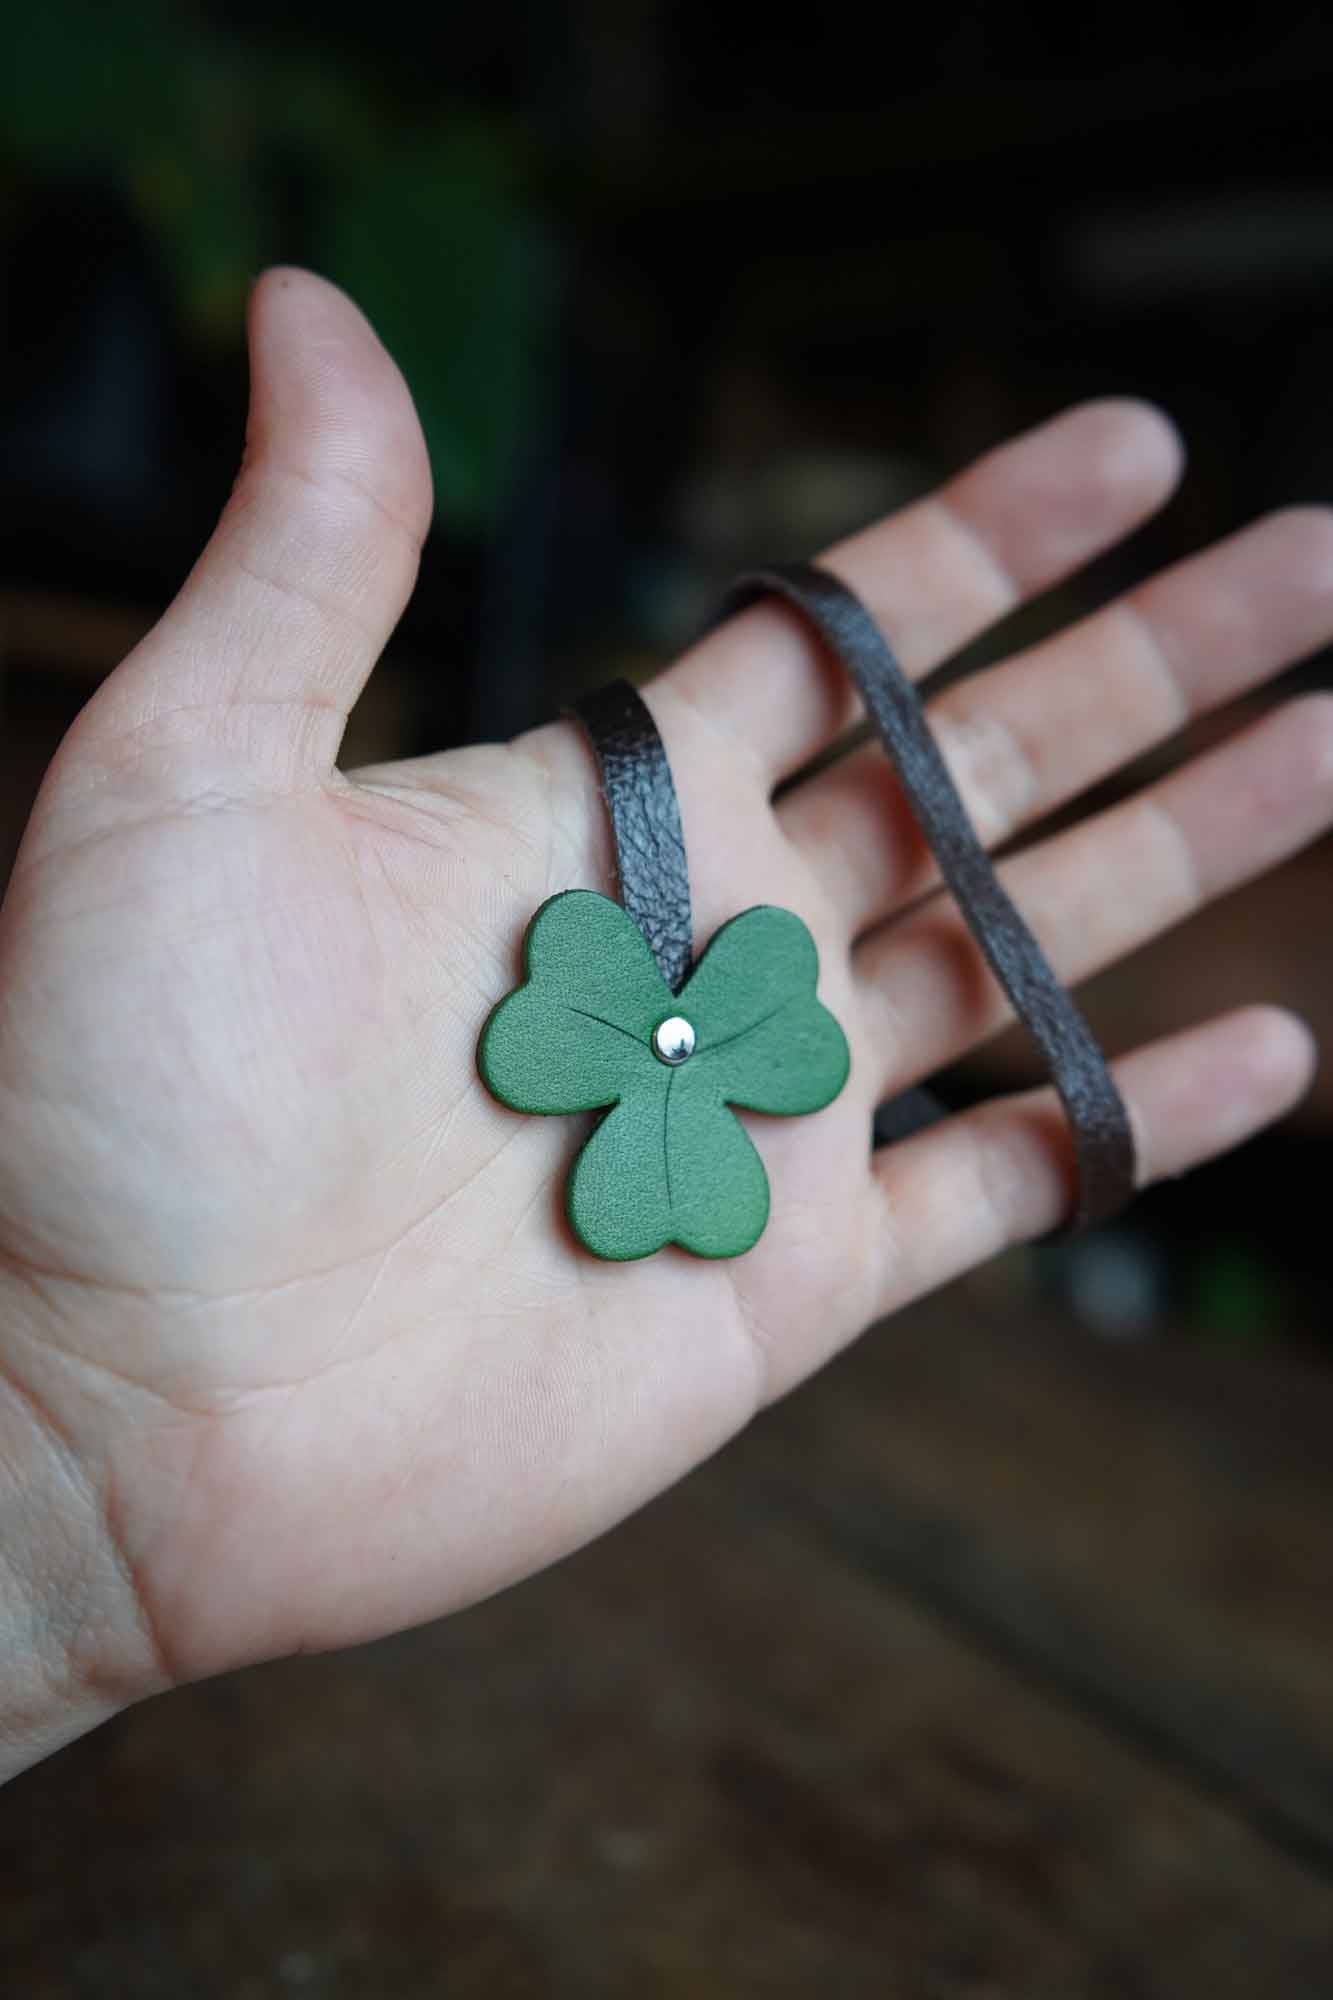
[
  {"left": 2, "top": 1, "right": 551, "bottom": 531},
  {"left": 1191, "top": 1239, "right": 1274, "bottom": 1347}
]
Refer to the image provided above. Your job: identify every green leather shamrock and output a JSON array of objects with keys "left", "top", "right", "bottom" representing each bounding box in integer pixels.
[{"left": 478, "top": 890, "right": 850, "bottom": 1261}]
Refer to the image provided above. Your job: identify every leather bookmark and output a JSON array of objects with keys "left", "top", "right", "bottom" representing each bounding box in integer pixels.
[{"left": 477, "top": 567, "right": 1135, "bottom": 1259}]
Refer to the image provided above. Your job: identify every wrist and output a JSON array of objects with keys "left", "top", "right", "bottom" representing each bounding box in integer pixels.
[{"left": 0, "top": 1290, "right": 166, "bottom": 1783}]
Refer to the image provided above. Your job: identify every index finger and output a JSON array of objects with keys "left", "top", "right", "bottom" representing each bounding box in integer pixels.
[{"left": 652, "top": 398, "right": 1183, "bottom": 789}]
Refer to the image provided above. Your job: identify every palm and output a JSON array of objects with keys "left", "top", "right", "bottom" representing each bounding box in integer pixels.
[
  {"left": 0, "top": 719, "right": 872, "bottom": 1677},
  {"left": 2, "top": 269, "right": 1330, "bottom": 1701}
]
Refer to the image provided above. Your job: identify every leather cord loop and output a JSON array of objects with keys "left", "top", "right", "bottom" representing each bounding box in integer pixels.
[
  {"left": 722, "top": 563, "right": 1138, "bottom": 1233},
  {"left": 568, "top": 568, "right": 1136, "bottom": 1234},
  {"left": 566, "top": 677, "right": 694, "bottom": 993}
]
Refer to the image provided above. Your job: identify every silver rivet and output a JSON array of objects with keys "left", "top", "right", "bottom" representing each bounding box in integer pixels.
[{"left": 652, "top": 1015, "right": 696, "bottom": 1065}]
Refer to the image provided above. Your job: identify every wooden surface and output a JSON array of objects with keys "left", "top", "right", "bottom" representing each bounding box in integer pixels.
[{"left": 5, "top": 1281, "right": 1332, "bottom": 1997}]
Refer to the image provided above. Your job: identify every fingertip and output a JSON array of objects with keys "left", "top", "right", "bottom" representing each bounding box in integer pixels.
[
  {"left": 245, "top": 265, "right": 341, "bottom": 348},
  {"left": 248, "top": 262, "right": 349, "bottom": 316},
  {"left": 1284, "top": 690, "right": 1333, "bottom": 793},
  {"left": 1116, "top": 1004, "right": 1319, "bottom": 1189},
  {"left": 1258, "top": 504, "right": 1333, "bottom": 599},
  {"left": 958, "top": 395, "right": 1187, "bottom": 596},
  {"left": 244, "top": 266, "right": 434, "bottom": 548},
  {"left": 1234, "top": 1003, "right": 1319, "bottom": 1114},
  {"left": 1066, "top": 396, "right": 1187, "bottom": 510}
]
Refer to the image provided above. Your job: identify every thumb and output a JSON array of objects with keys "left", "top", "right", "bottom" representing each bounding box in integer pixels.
[{"left": 83, "top": 267, "right": 434, "bottom": 786}]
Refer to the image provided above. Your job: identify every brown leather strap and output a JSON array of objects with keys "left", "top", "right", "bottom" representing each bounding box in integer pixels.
[
  {"left": 567, "top": 677, "right": 694, "bottom": 992},
  {"left": 724, "top": 563, "right": 1137, "bottom": 1233}
]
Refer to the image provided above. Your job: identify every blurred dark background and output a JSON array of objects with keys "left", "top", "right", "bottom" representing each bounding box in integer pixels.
[{"left": 4, "top": 5, "right": 1332, "bottom": 1994}]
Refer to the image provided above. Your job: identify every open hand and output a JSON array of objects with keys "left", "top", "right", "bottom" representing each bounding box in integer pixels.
[{"left": 2, "top": 270, "right": 1329, "bottom": 1751}]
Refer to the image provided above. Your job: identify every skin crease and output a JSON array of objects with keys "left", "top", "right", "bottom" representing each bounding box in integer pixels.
[{"left": 1, "top": 268, "right": 1331, "bottom": 1779}]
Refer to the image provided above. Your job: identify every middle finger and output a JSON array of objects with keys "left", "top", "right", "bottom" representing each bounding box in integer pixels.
[{"left": 777, "top": 506, "right": 1333, "bottom": 940}]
